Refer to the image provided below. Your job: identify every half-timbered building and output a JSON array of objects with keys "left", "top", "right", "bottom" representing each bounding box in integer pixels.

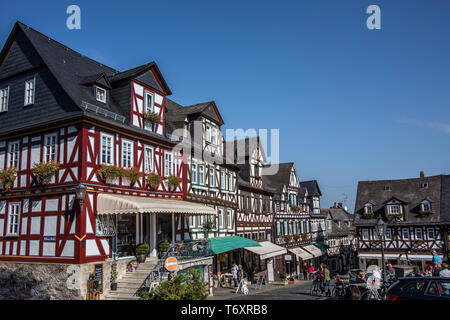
[
  {"left": 354, "top": 173, "right": 450, "bottom": 271},
  {"left": 0, "top": 22, "right": 216, "bottom": 298},
  {"left": 166, "top": 100, "right": 239, "bottom": 241},
  {"left": 263, "top": 163, "right": 322, "bottom": 276}
]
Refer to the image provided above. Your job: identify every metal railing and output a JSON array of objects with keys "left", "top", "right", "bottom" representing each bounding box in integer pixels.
[
  {"left": 134, "top": 240, "right": 212, "bottom": 297},
  {"left": 81, "top": 101, "right": 126, "bottom": 123}
]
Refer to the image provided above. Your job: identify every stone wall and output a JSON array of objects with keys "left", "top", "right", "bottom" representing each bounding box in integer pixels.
[{"left": 0, "top": 258, "right": 132, "bottom": 300}]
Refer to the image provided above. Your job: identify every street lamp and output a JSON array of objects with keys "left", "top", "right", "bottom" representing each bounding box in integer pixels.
[
  {"left": 374, "top": 216, "right": 387, "bottom": 299},
  {"left": 74, "top": 184, "right": 87, "bottom": 207}
]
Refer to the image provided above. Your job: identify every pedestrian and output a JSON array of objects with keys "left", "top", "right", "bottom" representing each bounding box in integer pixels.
[
  {"left": 308, "top": 263, "right": 315, "bottom": 280},
  {"left": 386, "top": 263, "right": 395, "bottom": 281},
  {"left": 439, "top": 263, "right": 450, "bottom": 277},
  {"left": 432, "top": 250, "right": 442, "bottom": 276},
  {"left": 323, "top": 264, "right": 331, "bottom": 296},
  {"left": 302, "top": 262, "right": 308, "bottom": 280},
  {"left": 318, "top": 264, "right": 325, "bottom": 294},
  {"left": 231, "top": 263, "right": 239, "bottom": 287}
]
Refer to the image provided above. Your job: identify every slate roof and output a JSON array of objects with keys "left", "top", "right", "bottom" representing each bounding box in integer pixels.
[
  {"left": 166, "top": 99, "right": 224, "bottom": 125},
  {"left": 321, "top": 208, "right": 356, "bottom": 237},
  {"left": 354, "top": 174, "right": 450, "bottom": 226},
  {"left": 261, "top": 163, "right": 296, "bottom": 195},
  {"left": 300, "top": 180, "right": 322, "bottom": 197}
]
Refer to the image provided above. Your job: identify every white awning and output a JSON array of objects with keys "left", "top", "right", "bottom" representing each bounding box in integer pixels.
[
  {"left": 97, "top": 193, "right": 217, "bottom": 216},
  {"left": 288, "top": 247, "right": 314, "bottom": 260},
  {"left": 303, "top": 244, "right": 323, "bottom": 258},
  {"left": 244, "top": 241, "right": 287, "bottom": 260},
  {"left": 359, "top": 253, "right": 441, "bottom": 261}
]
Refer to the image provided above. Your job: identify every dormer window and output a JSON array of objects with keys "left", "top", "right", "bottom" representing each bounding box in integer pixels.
[
  {"left": 144, "top": 91, "right": 154, "bottom": 112},
  {"left": 384, "top": 185, "right": 391, "bottom": 191},
  {"left": 420, "top": 182, "right": 428, "bottom": 189},
  {"left": 387, "top": 204, "right": 402, "bottom": 215},
  {"left": 0, "top": 86, "right": 9, "bottom": 112},
  {"left": 24, "top": 78, "right": 35, "bottom": 106},
  {"left": 96, "top": 86, "right": 107, "bottom": 103},
  {"left": 364, "top": 203, "right": 374, "bottom": 214},
  {"left": 421, "top": 200, "right": 431, "bottom": 212},
  {"left": 205, "top": 123, "right": 218, "bottom": 145}
]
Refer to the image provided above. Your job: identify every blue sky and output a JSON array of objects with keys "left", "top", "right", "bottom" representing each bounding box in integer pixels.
[{"left": 1, "top": 0, "right": 450, "bottom": 210}]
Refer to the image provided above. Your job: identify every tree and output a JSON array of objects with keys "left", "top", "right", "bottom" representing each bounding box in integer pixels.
[{"left": 201, "top": 218, "right": 216, "bottom": 238}]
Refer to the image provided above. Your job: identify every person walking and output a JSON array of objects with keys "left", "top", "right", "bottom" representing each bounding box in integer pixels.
[
  {"left": 432, "top": 250, "right": 442, "bottom": 276},
  {"left": 302, "top": 262, "right": 308, "bottom": 280},
  {"left": 318, "top": 264, "right": 325, "bottom": 294},
  {"left": 308, "top": 263, "right": 315, "bottom": 280},
  {"left": 231, "top": 263, "right": 239, "bottom": 287},
  {"left": 323, "top": 264, "right": 331, "bottom": 296}
]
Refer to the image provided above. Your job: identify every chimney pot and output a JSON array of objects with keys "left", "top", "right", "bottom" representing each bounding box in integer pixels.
[{"left": 420, "top": 171, "right": 425, "bottom": 178}]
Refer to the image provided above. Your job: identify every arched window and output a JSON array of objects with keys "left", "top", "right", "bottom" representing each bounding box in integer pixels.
[
  {"left": 421, "top": 200, "right": 431, "bottom": 212},
  {"left": 364, "top": 203, "right": 373, "bottom": 214}
]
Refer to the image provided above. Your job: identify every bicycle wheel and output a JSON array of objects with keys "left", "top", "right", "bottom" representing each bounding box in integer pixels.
[{"left": 360, "top": 290, "right": 378, "bottom": 300}]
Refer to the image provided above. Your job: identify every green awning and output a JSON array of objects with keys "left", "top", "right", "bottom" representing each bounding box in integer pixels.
[
  {"left": 208, "top": 236, "right": 261, "bottom": 255},
  {"left": 313, "top": 242, "right": 330, "bottom": 249}
]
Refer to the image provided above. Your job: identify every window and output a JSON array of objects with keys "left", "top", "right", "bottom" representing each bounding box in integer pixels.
[
  {"left": 209, "top": 167, "right": 215, "bottom": 188},
  {"left": 44, "top": 134, "right": 57, "bottom": 162},
  {"left": 362, "top": 229, "right": 369, "bottom": 240},
  {"left": 198, "top": 164, "right": 205, "bottom": 185},
  {"left": 122, "top": 141, "right": 133, "bottom": 168},
  {"left": 227, "top": 210, "right": 232, "bottom": 229},
  {"left": 402, "top": 228, "right": 410, "bottom": 240},
  {"left": 96, "top": 86, "right": 106, "bottom": 103},
  {"left": 384, "top": 185, "right": 391, "bottom": 191},
  {"left": 218, "top": 208, "right": 224, "bottom": 228},
  {"left": 365, "top": 203, "right": 373, "bottom": 214},
  {"left": 254, "top": 164, "right": 259, "bottom": 177},
  {"left": 0, "top": 87, "right": 9, "bottom": 112},
  {"left": 420, "top": 182, "right": 428, "bottom": 189},
  {"left": 206, "top": 125, "right": 211, "bottom": 143},
  {"left": 385, "top": 228, "right": 392, "bottom": 240},
  {"left": 189, "top": 216, "right": 196, "bottom": 228},
  {"left": 144, "top": 147, "right": 153, "bottom": 172},
  {"left": 228, "top": 173, "right": 233, "bottom": 191},
  {"left": 427, "top": 228, "right": 435, "bottom": 240},
  {"left": 415, "top": 228, "right": 423, "bottom": 240},
  {"left": 198, "top": 215, "right": 204, "bottom": 227},
  {"left": 7, "top": 203, "right": 20, "bottom": 236},
  {"left": 24, "top": 78, "right": 35, "bottom": 106},
  {"left": 101, "top": 134, "right": 113, "bottom": 164},
  {"left": 387, "top": 205, "right": 402, "bottom": 215},
  {"left": 421, "top": 200, "right": 431, "bottom": 212},
  {"left": 8, "top": 141, "right": 20, "bottom": 168},
  {"left": 221, "top": 171, "right": 226, "bottom": 190},
  {"left": 144, "top": 91, "right": 155, "bottom": 130},
  {"left": 191, "top": 163, "right": 197, "bottom": 184},
  {"left": 212, "top": 127, "right": 218, "bottom": 145},
  {"left": 246, "top": 196, "right": 250, "bottom": 210},
  {"left": 254, "top": 198, "right": 259, "bottom": 212},
  {"left": 164, "top": 152, "right": 173, "bottom": 177}
]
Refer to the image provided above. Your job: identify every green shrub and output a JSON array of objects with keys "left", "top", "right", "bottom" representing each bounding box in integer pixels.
[
  {"left": 150, "top": 269, "right": 208, "bottom": 300},
  {"left": 167, "top": 175, "right": 181, "bottom": 188},
  {"left": 144, "top": 111, "right": 161, "bottom": 123},
  {"left": 279, "top": 272, "right": 287, "bottom": 281},
  {"left": 136, "top": 243, "right": 150, "bottom": 255},
  {"left": 157, "top": 240, "right": 170, "bottom": 254}
]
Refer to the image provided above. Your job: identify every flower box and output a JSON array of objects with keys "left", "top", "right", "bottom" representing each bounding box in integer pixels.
[
  {"left": 167, "top": 175, "right": 181, "bottom": 191},
  {"left": 147, "top": 172, "right": 162, "bottom": 189},
  {"left": 362, "top": 212, "right": 374, "bottom": 219},
  {"left": 122, "top": 167, "right": 141, "bottom": 186},
  {"left": 98, "top": 165, "right": 123, "bottom": 183},
  {"left": 291, "top": 205, "right": 300, "bottom": 213},
  {"left": 418, "top": 210, "right": 433, "bottom": 218},
  {"left": 0, "top": 167, "right": 17, "bottom": 191},
  {"left": 32, "top": 162, "right": 60, "bottom": 185}
]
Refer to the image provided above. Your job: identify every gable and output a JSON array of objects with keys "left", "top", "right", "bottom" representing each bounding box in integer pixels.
[
  {"left": 203, "top": 104, "right": 223, "bottom": 125},
  {"left": 0, "top": 28, "right": 44, "bottom": 79},
  {"left": 134, "top": 69, "right": 164, "bottom": 95}
]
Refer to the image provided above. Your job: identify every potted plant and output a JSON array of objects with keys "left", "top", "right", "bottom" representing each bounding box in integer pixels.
[
  {"left": 301, "top": 233, "right": 308, "bottom": 240},
  {"left": 291, "top": 205, "right": 300, "bottom": 212},
  {"left": 147, "top": 172, "right": 161, "bottom": 189},
  {"left": 167, "top": 175, "right": 181, "bottom": 191},
  {"left": 110, "top": 262, "right": 118, "bottom": 291},
  {"left": 279, "top": 272, "right": 288, "bottom": 284},
  {"left": 283, "top": 234, "right": 293, "bottom": 243},
  {"left": 419, "top": 210, "right": 433, "bottom": 218},
  {"left": 136, "top": 243, "right": 150, "bottom": 263},
  {"left": 32, "top": 161, "right": 60, "bottom": 185},
  {"left": 0, "top": 167, "right": 17, "bottom": 191},
  {"left": 98, "top": 165, "right": 123, "bottom": 183},
  {"left": 362, "top": 212, "right": 374, "bottom": 219},
  {"left": 143, "top": 111, "right": 161, "bottom": 124},
  {"left": 293, "top": 234, "right": 301, "bottom": 241},
  {"left": 157, "top": 240, "right": 170, "bottom": 258},
  {"left": 122, "top": 167, "right": 141, "bottom": 186}
]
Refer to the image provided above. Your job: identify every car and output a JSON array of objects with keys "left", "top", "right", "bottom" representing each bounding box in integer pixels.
[{"left": 386, "top": 277, "right": 450, "bottom": 300}]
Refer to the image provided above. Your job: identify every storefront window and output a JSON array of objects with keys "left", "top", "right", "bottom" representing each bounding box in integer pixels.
[{"left": 116, "top": 215, "right": 136, "bottom": 257}]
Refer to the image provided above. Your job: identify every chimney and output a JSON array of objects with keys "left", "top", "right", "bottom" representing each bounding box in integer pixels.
[
  {"left": 420, "top": 171, "right": 425, "bottom": 178},
  {"left": 338, "top": 202, "right": 343, "bottom": 208}
]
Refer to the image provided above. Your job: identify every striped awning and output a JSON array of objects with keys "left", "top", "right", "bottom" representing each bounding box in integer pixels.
[
  {"left": 303, "top": 244, "right": 323, "bottom": 258},
  {"left": 244, "top": 241, "right": 287, "bottom": 260},
  {"left": 97, "top": 193, "right": 217, "bottom": 216},
  {"left": 288, "top": 247, "right": 314, "bottom": 260}
]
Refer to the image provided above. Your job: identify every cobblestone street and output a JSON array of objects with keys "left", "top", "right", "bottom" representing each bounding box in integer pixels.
[{"left": 209, "top": 280, "right": 330, "bottom": 300}]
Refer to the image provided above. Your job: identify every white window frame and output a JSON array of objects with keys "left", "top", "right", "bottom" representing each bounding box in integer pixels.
[
  {"left": 100, "top": 133, "right": 114, "bottom": 165},
  {"left": 189, "top": 216, "right": 196, "bottom": 228},
  {"left": 218, "top": 208, "right": 224, "bottom": 229},
  {"left": 365, "top": 204, "right": 373, "bottom": 214},
  {"left": 385, "top": 228, "right": 392, "bottom": 240},
  {"left": 209, "top": 167, "right": 215, "bottom": 188},
  {"left": 44, "top": 133, "right": 57, "bottom": 163},
  {"left": 221, "top": 171, "right": 226, "bottom": 190},
  {"left": 144, "top": 146, "right": 154, "bottom": 173},
  {"left": 228, "top": 172, "right": 233, "bottom": 191},
  {"left": 402, "top": 228, "right": 410, "bottom": 240},
  {"left": 427, "top": 228, "right": 435, "bottom": 240},
  {"left": 24, "top": 78, "right": 36, "bottom": 106},
  {"left": 205, "top": 124, "right": 212, "bottom": 143},
  {"left": 211, "top": 126, "right": 218, "bottom": 145},
  {"left": 362, "top": 229, "right": 369, "bottom": 240},
  {"left": 164, "top": 152, "right": 173, "bottom": 177},
  {"left": 6, "top": 202, "right": 21, "bottom": 236},
  {"left": 388, "top": 204, "right": 402, "bottom": 215},
  {"left": 121, "top": 140, "right": 133, "bottom": 168},
  {"left": 421, "top": 200, "right": 431, "bottom": 211},
  {"left": 95, "top": 86, "right": 107, "bottom": 103},
  {"left": 0, "top": 86, "right": 9, "bottom": 112},
  {"left": 191, "top": 162, "right": 197, "bottom": 184},
  {"left": 144, "top": 91, "right": 155, "bottom": 130},
  {"left": 415, "top": 228, "right": 423, "bottom": 240},
  {"left": 227, "top": 210, "right": 232, "bottom": 229},
  {"left": 198, "top": 215, "right": 204, "bottom": 227},
  {"left": 198, "top": 164, "right": 205, "bottom": 185},
  {"left": 8, "top": 141, "right": 20, "bottom": 168}
]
